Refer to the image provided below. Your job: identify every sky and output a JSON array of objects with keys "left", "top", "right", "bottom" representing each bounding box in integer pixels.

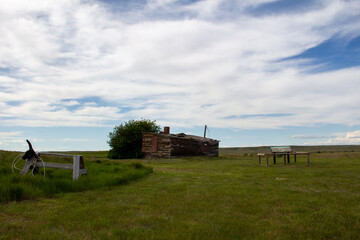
[{"left": 1, "top": 0, "right": 360, "bottom": 151}]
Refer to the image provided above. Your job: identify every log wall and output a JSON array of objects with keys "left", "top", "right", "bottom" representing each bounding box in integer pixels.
[{"left": 142, "top": 132, "right": 219, "bottom": 158}]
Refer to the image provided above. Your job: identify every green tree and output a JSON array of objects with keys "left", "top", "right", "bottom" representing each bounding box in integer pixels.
[{"left": 108, "top": 119, "right": 160, "bottom": 159}]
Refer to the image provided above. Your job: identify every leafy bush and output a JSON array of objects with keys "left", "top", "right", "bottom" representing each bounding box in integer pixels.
[{"left": 108, "top": 119, "right": 160, "bottom": 159}]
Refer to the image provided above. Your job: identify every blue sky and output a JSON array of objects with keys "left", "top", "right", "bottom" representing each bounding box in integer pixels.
[{"left": 1, "top": 0, "right": 360, "bottom": 151}]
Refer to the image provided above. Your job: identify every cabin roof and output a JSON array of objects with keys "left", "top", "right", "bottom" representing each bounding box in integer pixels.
[{"left": 143, "top": 132, "right": 219, "bottom": 143}]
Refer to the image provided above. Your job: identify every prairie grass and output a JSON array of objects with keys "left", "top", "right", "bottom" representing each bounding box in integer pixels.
[
  {"left": 1, "top": 149, "right": 360, "bottom": 239},
  {"left": 0, "top": 151, "right": 152, "bottom": 203}
]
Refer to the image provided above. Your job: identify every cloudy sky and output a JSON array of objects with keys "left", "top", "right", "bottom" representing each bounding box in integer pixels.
[{"left": 1, "top": 0, "right": 360, "bottom": 151}]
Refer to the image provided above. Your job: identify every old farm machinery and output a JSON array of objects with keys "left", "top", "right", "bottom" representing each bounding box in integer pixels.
[{"left": 12, "top": 140, "right": 87, "bottom": 180}]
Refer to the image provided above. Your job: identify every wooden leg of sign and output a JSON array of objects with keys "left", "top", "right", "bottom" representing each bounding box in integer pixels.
[
  {"left": 266, "top": 155, "right": 269, "bottom": 167},
  {"left": 283, "top": 155, "right": 286, "bottom": 165},
  {"left": 258, "top": 155, "right": 261, "bottom": 164},
  {"left": 273, "top": 155, "right": 276, "bottom": 164},
  {"left": 294, "top": 154, "right": 297, "bottom": 163}
]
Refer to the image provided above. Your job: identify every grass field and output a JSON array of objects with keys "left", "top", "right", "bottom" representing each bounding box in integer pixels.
[{"left": 1, "top": 148, "right": 360, "bottom": 239}]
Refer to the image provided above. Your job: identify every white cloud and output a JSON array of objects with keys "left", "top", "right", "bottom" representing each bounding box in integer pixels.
[
  {"left": 0, "top": 0, "right": 360, "bottom": 130},
  {"left": 292, "top": 135, "right": 328, "bottom": 139},
  {"left": 0, "top": 131, "right": 24, "bottom": 148},
  {"left": 61, "top": 138, "right": 91, "bottom": 142},
  {"left": 314, "top": 130, "right": 360, "bottom": 145},
  {"left": 0, "top": 131, "right": 23, "bottom": 138}
]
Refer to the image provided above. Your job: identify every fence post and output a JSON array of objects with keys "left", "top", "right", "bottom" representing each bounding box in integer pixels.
[
  {"left": 21, "top": 157, "right": 35, "bottom": 175},
  {"left": 73, "top": 155, "right": 80, "bottom": 181}
]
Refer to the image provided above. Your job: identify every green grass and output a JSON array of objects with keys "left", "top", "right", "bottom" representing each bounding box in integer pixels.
[
  {"left": 220, "top": 145, "right": 360, "bottom": 155},
  {"left": 0, "top": 151, "right": 152, "bottom": 203},
  {"left": 1, "top": 149, "right": 360, "bottom": 239}
]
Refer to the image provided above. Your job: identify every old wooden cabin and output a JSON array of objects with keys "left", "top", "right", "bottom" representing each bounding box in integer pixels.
[{"left": 142, "top": 127, "right": 219, "bottom": 158}]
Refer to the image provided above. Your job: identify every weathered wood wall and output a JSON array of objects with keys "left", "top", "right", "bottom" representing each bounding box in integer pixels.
[
  {"left": 142, "top": 133, "right": 171, "bottom": 158},
  {"left": 142, "top": 132, "right": 219, "bottom": 158}
]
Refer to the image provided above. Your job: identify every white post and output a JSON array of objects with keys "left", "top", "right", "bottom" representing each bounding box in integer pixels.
[
  {"left": 73, "top": 155, "right": 80, "bottom": 181},
  {"left": 21, "top": 156, "right": 35, "bottom": 175}
]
